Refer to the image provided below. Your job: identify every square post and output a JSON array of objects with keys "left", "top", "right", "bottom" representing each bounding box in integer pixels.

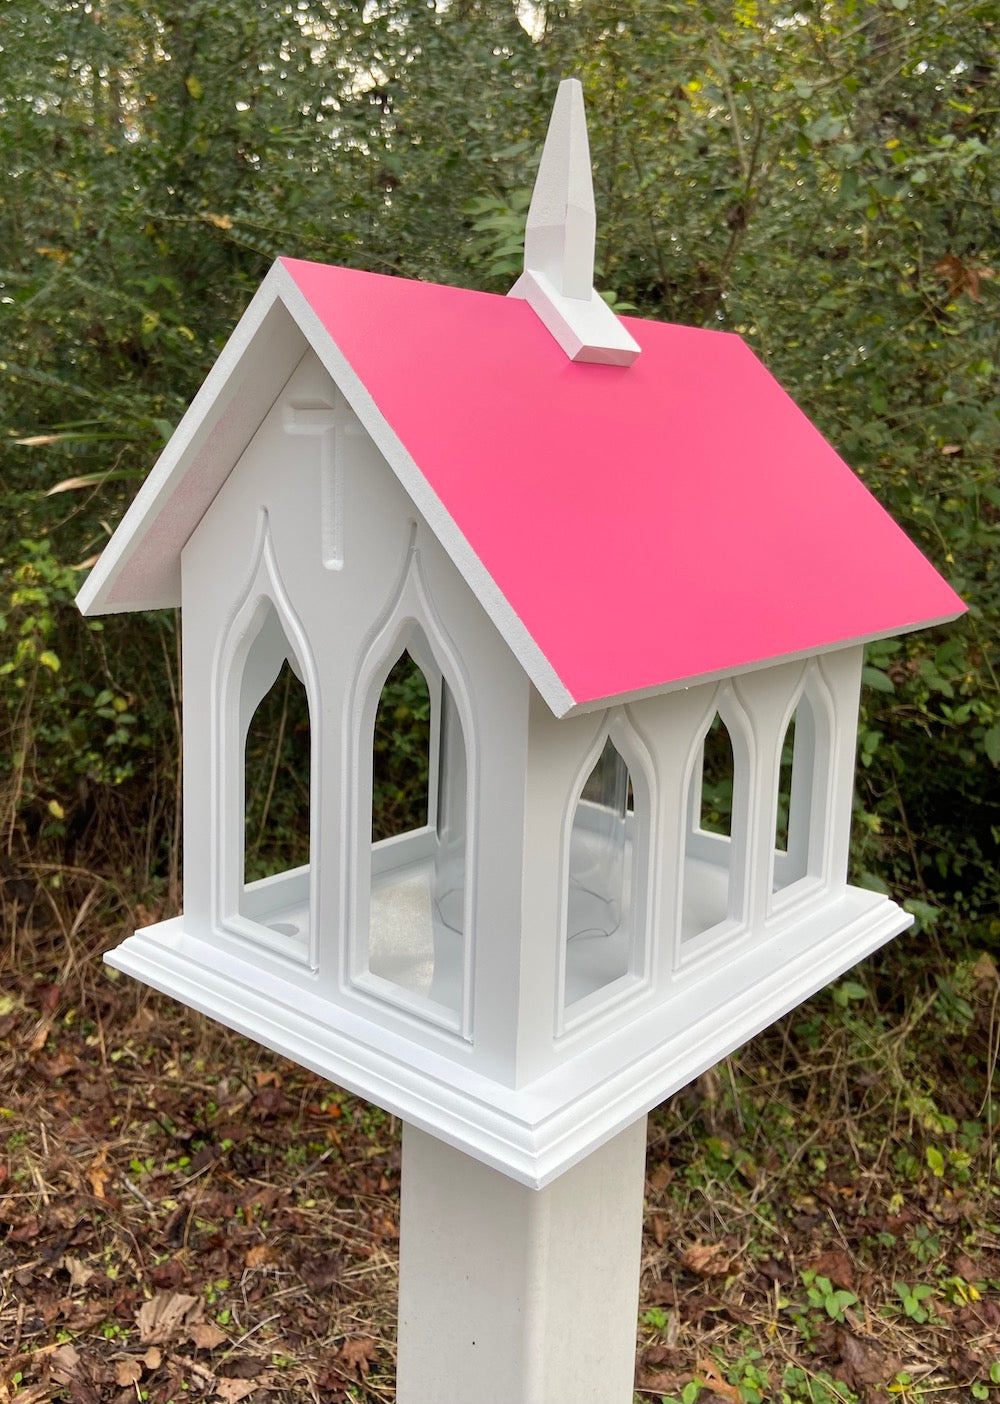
[{"left": 397, "top": 1118, "right": 648, "bottom": 1403}]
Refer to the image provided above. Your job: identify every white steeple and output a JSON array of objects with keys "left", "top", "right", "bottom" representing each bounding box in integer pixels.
[{"left": 509, "top": 78, "right": 640, "bottom": 366}]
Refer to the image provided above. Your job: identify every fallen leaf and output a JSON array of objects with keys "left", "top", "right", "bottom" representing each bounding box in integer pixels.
[
  {"left": 10, "top": 1214, "right": 41, "bottom": 1242},
  {"left": 953, "top": 1252, "right": 985, "bottom": 1282},
  {"left": 340, "top": 1336, "right": 378, "bottom": 1376},
  {"left": 245, "top": 1243, "right": 277, "bottom": 1269},
  {"left": 49, "top": 1342, "right": 81, "bottom": 1382},
  {"left": 39, "top": 1052, "right": 79, "bottom": 1079},
  {"left": 88, "top": 1146, "right": 112, "bottom": 1200},
  {"left": 190, "top": 1321, "right": 228, "bottom": 1350},
  {"left": 143, "top": 1347, "right": 163, "bottom": 1369},
  {"left": 694, "top": 1357, "right": 742, "bottom": 1402},
  {"left": 115, "top": 1360, "right": 143, "bottom": 1387},
  {"left": 809, "top": 1249, "right": 855, "bottom": 1291},
  {"left": 213, "top": 1382, "right": 259, "bottom": 1402},
  {"left": 648, "top": 1162, "right": 673, "bottom": 1192},
  {"left": 252, "top": 1084, "right": 290, "bottom": 1117},
  {"left": 972, "top": 953, "right": 998, "bottom": 984},
  {"left": 836, "top": 1327, "right": 897, "bottom": 1388},
  {"left": 28, "top": 1015, "right": 55, "bottom": 1054},
  {"left": 651, "top": 1213, "right": 668, "bottom": 1247},
  {"left": 253, "top": 1069, "right": 283, "bottom": 1088},
  {"left": 136, "top": 1291, "right": 204, "bottom": 1344},
  {"left": 62, "top": 1255, "right": 96, "bottom": 1289},
  {"left": 683, "top": 1240, "right": 734, "bottom": 1277}
]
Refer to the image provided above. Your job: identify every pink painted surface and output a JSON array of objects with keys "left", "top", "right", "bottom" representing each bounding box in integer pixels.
[{"left": 282, "top": 258, "right": 964, "bottom": 707}]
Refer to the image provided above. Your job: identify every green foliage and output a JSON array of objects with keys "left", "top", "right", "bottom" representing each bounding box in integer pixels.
[
  {"left": 0, "top": 0, "right": 997, "bottom": 949},
  {"left": 800, "top": 1270, "right": 860, "bottom": 1323}
]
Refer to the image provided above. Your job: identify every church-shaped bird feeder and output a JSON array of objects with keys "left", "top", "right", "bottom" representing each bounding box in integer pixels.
[{"left": 78, "top": 80, "right": 964, "bottom": 1194}]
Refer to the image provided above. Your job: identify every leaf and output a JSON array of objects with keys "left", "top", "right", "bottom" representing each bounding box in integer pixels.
[
  {"left": 214, "top": 1382, "right": 260, "bottom": 1402},
  {"left": 837, "top": 1327, "right": 897, "bottom": 1387},
  {"left": 682, "top": 1241, "right": 734, "bottom": 1277},
  {"left": 61, "top": 1255, "right": 95, "bottom": 1288},
  {"left": 984, "top": 725, "right": 1000, "bottom": 766},
  {"left": 190, "top": 1321, "right": 228, "bottom": 1350},
  {"left": 694, "top": 1357, "right": 742, "bottom": 1402},
  {"left": 88, "top": 1145, "right": 112, "bottom": 1199},
  {"left": 136, "top": 1290, "right": 204, "bottom": 1343},
  {"left": 47, "top": 472, "right": 123, "bottom": 495},
  {"left": 972, "top": 953, "right": 998, "bottom": 984},
  {"left": 926, "top": 1145, "right": 946, "bottom": 1177},
  {"left": 862, "top": 665, "right": 895, "bottom": 693},
  {"left": 809, "top": 1249, "right": 855, "bottom": 1291},
  {"left": 49, "top": 1343, "right": 81, "bottom": 1383},
  {"left": 339, "top": 1336, "right": 379, "bottom": 1376},
  {"left": 115, "top": 1360, "right": 143, "bottom": 1387},
  {"left": 245, "top": 1242, "right": 277, "bottom": 1269}
]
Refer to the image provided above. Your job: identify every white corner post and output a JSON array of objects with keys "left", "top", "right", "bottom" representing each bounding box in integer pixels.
[{"left": 396, "top": 1117, "right": 648, "bottom": 1404}]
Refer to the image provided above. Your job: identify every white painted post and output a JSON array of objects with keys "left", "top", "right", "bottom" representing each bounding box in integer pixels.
[{"left": 396, "top": 1117, "right": 648, "bottom": 1404}]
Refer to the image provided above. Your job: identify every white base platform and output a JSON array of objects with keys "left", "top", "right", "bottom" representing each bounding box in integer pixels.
[{"left": 105, "top": 886, "right": 910, "bottom": 1187}]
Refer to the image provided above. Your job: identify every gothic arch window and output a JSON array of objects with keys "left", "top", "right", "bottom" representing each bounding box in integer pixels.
[
  {"left": 364, "top": 631, "right": 467, "bottom": 1021},
  {"left": 560, "top": 716, "right": 653, "bottom": 1030},
  {"left": 215, "top": 529, "right": 319, "bottom": 968},
  {"left": 349, "top": 552, "right": 475, "bottom": 1037},
  {"left": 680, "top": 688, "right": 751, "bottom": 953},
  {"left": 771, "top": 666, "right": 834, "bottom": 905}
]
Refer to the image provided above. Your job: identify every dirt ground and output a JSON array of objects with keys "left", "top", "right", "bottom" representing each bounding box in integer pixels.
[{"left": 2, "top": 903, "right": 999, "bottom": 1404}]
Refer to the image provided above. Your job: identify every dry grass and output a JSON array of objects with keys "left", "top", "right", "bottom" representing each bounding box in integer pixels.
[{"left": 2, "top": 866, "right": 999, "bottom": 1403}]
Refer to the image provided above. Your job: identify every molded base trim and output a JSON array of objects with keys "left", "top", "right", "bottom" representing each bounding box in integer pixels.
[{"left": 105, "top": 888, "right": 910, "bottom": 1187}]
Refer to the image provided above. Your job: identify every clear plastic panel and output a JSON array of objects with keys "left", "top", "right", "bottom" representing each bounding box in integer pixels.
[{"left": 567, "top": 736, "right": 629, "bottom": 941}]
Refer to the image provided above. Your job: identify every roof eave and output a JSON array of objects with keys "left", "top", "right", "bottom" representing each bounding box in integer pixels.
[
  {"left": 75, "top": 261, "right": 309, "bottom": 618},
  {"left": 555, "top": 607, "right": 967, "bottom": 718}
]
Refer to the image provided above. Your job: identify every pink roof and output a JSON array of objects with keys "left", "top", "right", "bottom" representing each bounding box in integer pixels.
[
  {"left": 279, "top": 258, "right": 963, "bottom": 709},
  {"left": 77, "top": 256, "right": 964, "bottom": 714}
]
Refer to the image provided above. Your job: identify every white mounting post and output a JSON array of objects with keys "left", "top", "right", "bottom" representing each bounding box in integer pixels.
[
  {"left": 396, "top": 1118, "right": 648, "bottom": 1404},
  {"left": 509, "top": 78, "right": 640, "bottom": 367}
]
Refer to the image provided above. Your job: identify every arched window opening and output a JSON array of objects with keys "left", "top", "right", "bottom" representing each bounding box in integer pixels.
[
  {"left": 699, "top": 713, "right": 734, "bottom": 837},
  {"left": 372, "top": 651, "right": 432, "bottom": 841},
  {"left": 774, "top": 713, "right": 796, "bottom": 857},
  {"left": 773, "top": 693, "right": 818, "bottom": 895},
  {"left": 564, "top": 737, "right": 634, "bottom": 1008},
  {"left": 368, "top": 643, "right": 466, "bottom": 1017},
  {"left": 237, "top": 634, "right": 312, "bottom": 945},
  {"left": 681, "top": 711, "right": 735, "bottom": 944}
]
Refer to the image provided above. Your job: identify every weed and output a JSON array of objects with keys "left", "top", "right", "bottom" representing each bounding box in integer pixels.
[{"left": 800, "top": 1271, "right": 859, "bottom": 1323}]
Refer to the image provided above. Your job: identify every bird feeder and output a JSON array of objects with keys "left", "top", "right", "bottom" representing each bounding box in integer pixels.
[{"left": 78, "top": 79, "right": 964, "bottom": 1404}]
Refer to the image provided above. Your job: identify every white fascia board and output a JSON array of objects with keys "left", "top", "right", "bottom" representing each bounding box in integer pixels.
[
  {"left": 106, "top": 886, "right": 910, "bottom": 1188},
  {"left": 76, "top": 264, "right": 307, "bottom": 617}
]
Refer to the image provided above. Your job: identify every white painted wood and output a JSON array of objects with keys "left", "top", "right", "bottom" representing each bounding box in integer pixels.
[
  {"left": 121, "top": 344, "right": 902, "bottom": 1182},
  {"left": 397, "top": 1117, "right": 647, "bottom": 1404},
  {"left": 509, "top": 78, "right": 640, "bottom": 365},
  {"left": 106, "top": 878, "right": 909, "bottom": 1187},
  {"left": 508, "top": 267, "right": 642, "bottom": 366},
  {"left": 522, "top": 76, "right": 597, "bottom": 300}
]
